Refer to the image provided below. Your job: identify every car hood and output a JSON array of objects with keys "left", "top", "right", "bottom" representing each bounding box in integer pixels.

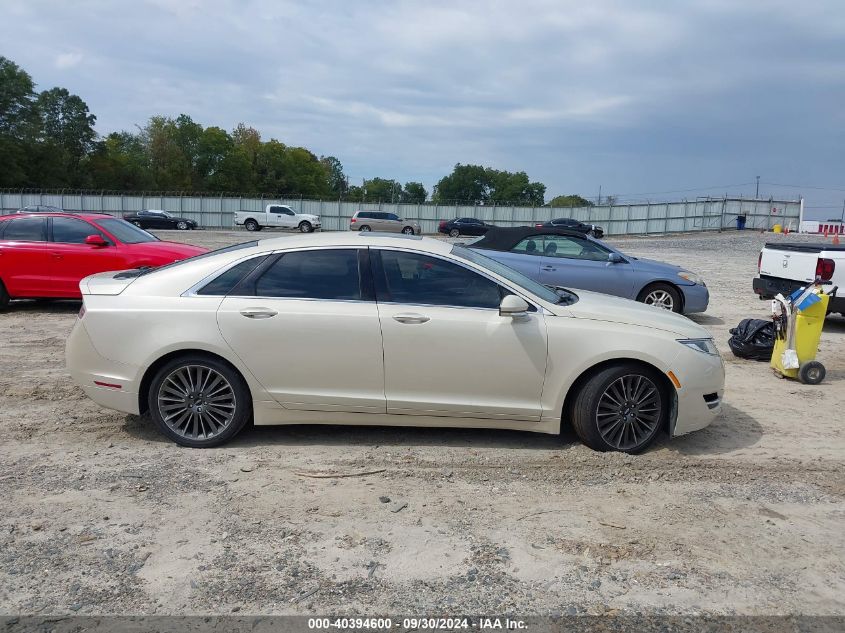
[
  {"left": 297, "top": 213, "right": 320, "bottom": 220},
  {"left": 629, "top": 256, "right": 684, "bottom": 274},
  {"left": 122, "top": 241, "right": 207, "bottom": 262},
  {"left": 559, "top": 288, "right": 709, "bottom": 338}
]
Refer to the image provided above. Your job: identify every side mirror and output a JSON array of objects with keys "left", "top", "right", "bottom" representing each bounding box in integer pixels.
[
  {"left": 85, "top": 235, "right": 108, "bottom": 247},
  {"left": 608, "top": 252, "right": 624, "bottom": 264},
  {"left": 499, "top": 294, "right": 530, "bottom": 318}
]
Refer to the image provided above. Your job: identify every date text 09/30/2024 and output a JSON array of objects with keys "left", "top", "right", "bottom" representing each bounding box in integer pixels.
[{"left": 307, "top": 617, "right": 527, "bottom": 630}]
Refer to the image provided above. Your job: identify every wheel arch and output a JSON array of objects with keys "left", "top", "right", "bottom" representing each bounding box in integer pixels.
[
  {"left": 137, "top": 348, "right": 254, "bottom": 415},
  {"left": 560, "top": 357, "right": 677, "bottom": 433}
]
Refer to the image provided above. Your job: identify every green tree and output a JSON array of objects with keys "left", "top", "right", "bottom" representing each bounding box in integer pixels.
[
  {"left": 363, "top": 177, "right": 402, "bottom": 202},
  {"left": 401, "top": 181, "right": 427, "bottom": 203},
  {"left": 549, "top": 194, "right": 593, "bottom": 208},
  {"left": 33, "top": 87, "right": 98, "bottom": 186},
  {"left": 142, "top": 116, "right": 193, "bottom": 189},
  {"left": 84, "top": 131, "right": 154, "bottom": 190},
  {"left": 0, "top": 57, "right": 38, "bottom": 186},
  {"left": 320, "top": 155, "right": 347, "bottom": 196},
  {"left": 433, "top": 164, "right": 545, "bottom": 205}
]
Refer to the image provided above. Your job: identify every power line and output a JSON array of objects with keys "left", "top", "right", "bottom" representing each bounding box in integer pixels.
[{"left": 761, "top": 181, "right": 845, "bottom": 193}]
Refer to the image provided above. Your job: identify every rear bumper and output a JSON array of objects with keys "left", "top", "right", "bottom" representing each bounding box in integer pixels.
[
  {"left": 754, "top": 276, "right": 845, "bottom": 312},
  {"left": 680, "top": 284, "right": 710, "bottom": 314},
  {"left": 66, "top": 319, "right": 141, "bottom": 415}
]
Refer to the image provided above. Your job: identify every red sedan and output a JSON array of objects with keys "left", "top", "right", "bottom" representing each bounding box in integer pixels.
[{"left": 0, "top": 212, "right": 207, "bottom": 307}]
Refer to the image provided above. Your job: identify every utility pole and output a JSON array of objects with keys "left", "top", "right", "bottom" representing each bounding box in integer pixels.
[
  {"left": 597, "top": 185, "right": 602, "bottom": 205},
  {"left": 756, "top": 176, "right": 760, "bottom": 198}
]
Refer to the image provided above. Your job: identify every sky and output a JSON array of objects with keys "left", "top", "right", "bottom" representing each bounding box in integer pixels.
[{"left": 1, "top": 0, "right": 844, "bottom": 219}]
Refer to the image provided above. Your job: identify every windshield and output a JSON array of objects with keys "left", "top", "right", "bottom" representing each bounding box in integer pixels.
[
  {"left": 95, "top": 218, "right": 159, "bottom": 243},
  {"left": 451, "top": 244, "right": 576, "bottom": 305}
]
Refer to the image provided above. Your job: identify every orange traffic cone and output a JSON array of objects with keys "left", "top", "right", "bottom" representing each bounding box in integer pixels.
[
  {"left": 784, "top": 226, "right": 790, "bottom": 234},
  {"left": 834, "top": 233, "right": 841, "bottom": 246}
]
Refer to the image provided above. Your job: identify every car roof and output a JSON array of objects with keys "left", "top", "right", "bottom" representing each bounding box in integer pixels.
[
  {"left": 469, "top": 226, "right": 594, "bottom": 251},
  {"left": 255, "top": 231, "right": 454, "bottom": 255}
]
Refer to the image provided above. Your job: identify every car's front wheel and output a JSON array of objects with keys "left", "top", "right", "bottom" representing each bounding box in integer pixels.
[
  {"left": 570, "top": 363, "right": 667, "bottom": 453},
  {"left": 638, "top": 283, "right": 682, "bottom": 313},
  {"left": 132, "top": 221, "right": 142, "bottom": 228},
  {"left": 147, "top": 355, "right": 251, "bottom": 447},
  {"left": 401, "top": 226, "right": 415, "bottom": 235},
  {"left": 299, "top": 221, "right": 313, "bottom": 233}
]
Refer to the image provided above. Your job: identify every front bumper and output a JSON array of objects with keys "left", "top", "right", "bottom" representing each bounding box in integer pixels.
[
  {"left": 668, "top": 346, "right": 725, "bottom": 436},
  {"left": 66, "top": 319, "right": 142, "bottom": 415},
  {"left": 680, "top": 283, "right": 710, "bottom": 314}
]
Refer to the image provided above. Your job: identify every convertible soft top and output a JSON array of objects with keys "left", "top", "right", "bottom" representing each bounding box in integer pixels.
[{"left": 468, "top": 226, "right": 592, "bottom": 252}]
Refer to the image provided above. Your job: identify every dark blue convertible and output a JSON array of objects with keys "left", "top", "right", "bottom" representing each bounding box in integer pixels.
[{"left": 469, "top": 227, "right": 709, "bottom": 314}]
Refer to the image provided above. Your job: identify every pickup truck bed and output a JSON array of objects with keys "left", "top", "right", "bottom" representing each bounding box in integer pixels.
[{"left": 753, "top": 242, "right": 845, "bottom": 315}]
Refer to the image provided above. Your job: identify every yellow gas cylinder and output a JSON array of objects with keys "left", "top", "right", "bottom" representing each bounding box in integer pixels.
[{"left": 772, "top": 224, "right": 783, "bottom": 233}]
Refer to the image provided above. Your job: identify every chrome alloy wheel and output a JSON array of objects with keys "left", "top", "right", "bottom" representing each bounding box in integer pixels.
[
  {"left": 596, "top": 374, "right": 662, "bottom": 451},
  {"left": 643, "top": 289, "right": 674, "bottom": 311},
  {"left": 156, "top": 365, "right": 236, "bottom": 440}
]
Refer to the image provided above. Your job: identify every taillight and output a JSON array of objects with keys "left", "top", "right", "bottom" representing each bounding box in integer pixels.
[
  {"left": 439, "top": 221, "right": 447, "bottom": 230},
  {"left": 757, "top": 251, "right": 762, "bottom": 273},
  {"left": 816, "top": 258, "right": 835, "bottom": 281},
  {"left": 535, "top": 223, "right": 543, "bottom": 227},
  {"left": 350, "top": 218, "right": 356, "bottom": 223}
]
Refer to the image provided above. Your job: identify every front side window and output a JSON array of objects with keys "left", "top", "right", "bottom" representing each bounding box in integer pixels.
[
  {"left": 541, "top": 235, "right": 609, "bottom": 261},
  {"left": 2, "top": 217, "right": 46, "bottom": 241},
  {"left": 52, "top": 217, "right": 100, "bottom": 244},
  {"left": 377, "top": 250, "right": 502, "bottom": 309},
  {"left": 254, "top": 249, "right": 361, "bottom": 300}
]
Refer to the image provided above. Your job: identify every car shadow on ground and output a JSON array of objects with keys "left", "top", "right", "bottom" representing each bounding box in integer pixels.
[
  {"left": 687, "top": 313, "right": 724, "bottom": 326},
  {"left": 658, "top": 402, "right": 764, "bottom": 456},
  {"left": 4, "top": 299, "right": 81, "bottom": 313}
]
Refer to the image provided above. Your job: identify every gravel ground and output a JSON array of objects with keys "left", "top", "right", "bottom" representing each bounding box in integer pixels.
[{"left": 0, "top": 229, "right": 843, "bottom": 617}]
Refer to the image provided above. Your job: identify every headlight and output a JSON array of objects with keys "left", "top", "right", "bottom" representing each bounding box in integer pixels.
[
  {"left": 678, "top": 271, "right": 704, "bottom": 285},
  {"left": 677, "top": 338, "right": 718, "bottom": 355}
]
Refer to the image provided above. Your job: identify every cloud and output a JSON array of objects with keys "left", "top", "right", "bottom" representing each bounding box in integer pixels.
[{"left": 0, "top": 0, "right": 843, "bottom": 214}]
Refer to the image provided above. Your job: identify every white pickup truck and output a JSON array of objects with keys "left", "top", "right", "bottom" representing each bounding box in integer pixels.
[
  {"left": 753, "top": 241, "right": 844, "bottom": 315},
  {"left": 233, "top": 204, "right": 321, "bottom": 233}
]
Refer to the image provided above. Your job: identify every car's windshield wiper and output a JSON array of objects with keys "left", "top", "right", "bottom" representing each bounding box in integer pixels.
[{"left": 545, "top": 284, "right": 577, "bottom": 305}]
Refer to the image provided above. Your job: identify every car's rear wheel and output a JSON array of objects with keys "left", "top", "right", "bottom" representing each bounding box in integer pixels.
[
  {"left": 0, "top": 280, "right": 9, "bottom": 310},
  {"left": 132, "top": 221, "right": 142, "bottom": 228},
  {"left": 449, "top": 228, "right": 460, "bottom": 238},
  {"left": 358, "top": 225, "right": 371, "bottom": 232},
  {"left": 638, "top": 283, "right": 682, "bottom": 313},
  {"left": 401, "top": 226, "right": 415, "bottom": 235},
  {"left": 570, "top": 363, "right": 667, "bottom": 453},
  {"left": 176, "top": 221, "right": 188, "bottom": 230},
  {"left": 299, "top": 221, "right": 313, "bottom": 233},
  {"left": 244, "top": 219, "right": 260, "bottom": 232},
  {"left": 148, "top": 355, "right": 251, "bottom": 448}
]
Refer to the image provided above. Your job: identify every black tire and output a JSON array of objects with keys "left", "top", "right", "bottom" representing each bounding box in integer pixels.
[
  {"left": 132, "top": 221, "right": 142, "bottom": 228},
  {"left": 0, "top": 280, "right": 9, "bottom": 310},
  {"left": 299, "top": 221, "right": 313, "bottom": 233},
  {"left": 147, "top": 355, "right": 252, "bottom": 448},
  {"left": 244, "top": 219, "right": 260, "bottom": 232},
  {"left": 358, "top": 225, "right": 372, "bottom": 232},
  {"left": 637, "top": 282, "right": 682, "bottom": 313},
  {"left": 569, "top": 363, "right": 668, "bottom": 453},
  {"left": 176, "top": 221, "right": 188, "bottom": 230},
  {"left": 401, "top": 226, "right": 415, "bottom": 235},
  {"left": 798, "top": 361, "right": 825, "bottom": 385},
  {"left": 449, "top": 228, "right": 460, "bottom": 238}
]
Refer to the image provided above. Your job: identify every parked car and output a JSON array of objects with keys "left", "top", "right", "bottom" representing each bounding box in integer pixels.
[
  {"left": 13, "top": 205, "right": 65, "bottom": 214},
  {"left": 122, "top": 209, "right": 198, "bottom": 230},
  {"left": 233, "top": 204, "right": 320, "bottom": 233},
  {"left": 470, "top": 227, "right": 708, "bottom": 313},
  {"left": 754, "top": 241, "right": 844, "bottom": 315},
  {"left": 0, "top": 212, "right": 207, "bottom": 307},
  {"left": 349, "top": 211, "right": 420, "bottom": 234},
  {"left": 438, "top": 217, "right": 492, "bottom": 238},
  {"left": 537, "top": 218, "right": 604, "bottom": 238},
  {"left": 66, "top": 232, "right": 724, "bottom": 453}
]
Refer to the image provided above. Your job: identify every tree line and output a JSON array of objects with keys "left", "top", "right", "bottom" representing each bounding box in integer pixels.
[{"left": 0, "top": 56, "right": 593, "bottom": 207}]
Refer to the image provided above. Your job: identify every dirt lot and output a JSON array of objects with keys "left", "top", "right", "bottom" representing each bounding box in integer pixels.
[{"left": 1, "top": 230, "right": 843, "bottom": 617}]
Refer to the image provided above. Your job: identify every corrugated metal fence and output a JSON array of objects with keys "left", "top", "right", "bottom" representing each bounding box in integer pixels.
[{"left": 0, "top": 191, "right": 802, "bottom": 236}]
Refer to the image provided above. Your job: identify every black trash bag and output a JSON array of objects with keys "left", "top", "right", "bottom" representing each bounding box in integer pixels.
[{"left": 728, "top": 318, "right": 775, "bottom": 361}]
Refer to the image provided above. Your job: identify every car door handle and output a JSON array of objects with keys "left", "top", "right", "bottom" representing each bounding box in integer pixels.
[
  {"left": 240, "top": 308, "right": 278, "bottom": 319},
  {"left": 541, "top": 265, "right": 556, "bottom": 271},
  {"left": 51, "top": 253, "right": 63, "bottom": 259},
  {"left": 393, "top": 313, "right": 430, "bottom": 324}
]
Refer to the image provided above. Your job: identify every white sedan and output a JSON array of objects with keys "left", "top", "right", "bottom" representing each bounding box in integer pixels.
[{"left": 66, "top": 233, "right": 724, "bottom": 453}]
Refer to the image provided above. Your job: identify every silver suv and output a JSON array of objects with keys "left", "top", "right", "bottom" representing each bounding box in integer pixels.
[{"left": 349, "top": 210, "right": 421, "bottom": 235}]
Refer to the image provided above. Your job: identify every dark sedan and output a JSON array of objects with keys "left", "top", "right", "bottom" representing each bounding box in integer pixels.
[
  {"left": 123, "top": 209, "right": 197, "bottom": 230},
  {"left": 438, "top": 217, "right": 492, "bottom": 238},
  {"left": 535, "top": 217, "right": 604, "bottom": 238}
]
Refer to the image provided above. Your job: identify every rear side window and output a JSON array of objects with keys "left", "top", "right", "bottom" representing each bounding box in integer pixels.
[
  {"left": 254, "top": 249, "right": 362, "bottom": 300},
  {"left": 2, "top": 217, "right": 46, "bottom": 241},
  {"left": 357, "top": 212, "right": 372, "bottom": 219},
  {"left": 196, "top": 256, "right": 268, "bottom": 296},
  {"left": 52, "top": 217, "right": 99, "bottom": 244}
]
